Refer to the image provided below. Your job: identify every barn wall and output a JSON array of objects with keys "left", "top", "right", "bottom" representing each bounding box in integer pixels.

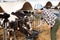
[{"left": 0, "top": 7, "right": 4, "bottom": 13}]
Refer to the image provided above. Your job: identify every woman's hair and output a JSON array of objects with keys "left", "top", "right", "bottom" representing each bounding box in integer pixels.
[{"left": 40, "top": 8, "right": 43, "bottom": 10}]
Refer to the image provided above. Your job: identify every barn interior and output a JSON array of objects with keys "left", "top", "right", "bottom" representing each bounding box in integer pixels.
[{"left": 0, "top": 0, "right": 60, "bottom": 40}]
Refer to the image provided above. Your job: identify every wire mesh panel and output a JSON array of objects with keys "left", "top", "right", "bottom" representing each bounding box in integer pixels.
[
  {"left": 0, "top": 10, "right": 45, "bottom": 40},
  {"left": 29, "top": 10, "right": 42, "bottom": 28}
]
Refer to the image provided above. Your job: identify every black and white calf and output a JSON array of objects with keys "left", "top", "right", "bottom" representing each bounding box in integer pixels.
[
  {"left": 0, "top": 13, "right": 10, "bottom": 28},
  {"left": 11, "top": 10, "right": 34, "bottom": 37}
]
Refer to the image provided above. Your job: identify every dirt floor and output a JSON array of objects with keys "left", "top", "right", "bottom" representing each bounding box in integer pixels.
[
  {"left": 0, "top": 20, "right": 60, "bottom": 40},
  {"left": 32, "top": 21, "right": 51, "bottom": 40}
]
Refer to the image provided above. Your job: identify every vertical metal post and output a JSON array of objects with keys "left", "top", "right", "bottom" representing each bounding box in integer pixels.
[
  {"left": 3, "top": 22, "right": 8, "bottom": 40},
  {"left": 5, "top": 23, "right": 7, "bottom": 40},
  {"left": 14, "top": 31, "right": 17, "bottom": 40},
  {"left": 2, "top": 22, "right": 4, "bottom": 40}
]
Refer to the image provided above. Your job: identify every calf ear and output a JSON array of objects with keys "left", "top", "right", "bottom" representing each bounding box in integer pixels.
[
  {"left": 32, "top": 12, "right": 34, "bottom": 14},
  {"left": 3, "top": 13, "right": 10, "bottom": 18},
  {"left": 11, "top": 12, "right": 15, "bottom": 15},
  {"left": 23, "top": 11, "right": 28, "bottom": 13}
]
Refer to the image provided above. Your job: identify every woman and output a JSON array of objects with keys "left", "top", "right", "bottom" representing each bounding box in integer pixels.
[{"left": 36, "top": 8, "right": 60, "bottom": 40}]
